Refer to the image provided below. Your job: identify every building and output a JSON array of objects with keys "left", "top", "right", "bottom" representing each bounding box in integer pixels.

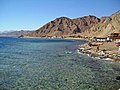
[
  {"left": 93, "top": 37, "right": 107, "bottom": 42},
  {"left": 115, "top": 38, "right": 120, "bottom": 51},
  {"left": 109, "top": 33, "right": 120, "bottom": 41}
]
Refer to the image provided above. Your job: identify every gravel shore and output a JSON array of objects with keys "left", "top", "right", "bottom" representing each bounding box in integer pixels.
[{"left": 79, "top": 41, "right": 120, "bottom": 61}]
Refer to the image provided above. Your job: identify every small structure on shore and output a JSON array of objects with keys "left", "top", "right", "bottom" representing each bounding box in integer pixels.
[
  {"left": 47, "top": 36, "right": 64, "bottom": 39},
  {"left": 92, "top": 37, "right": 112, "bottom": 42},
  {"left": 115, "top": 38, "right": 120, "bottom": 51},
  {"left": 93, "top": 37, "right": 107, "bottom": 42},
  {"left": 109, "top": 33, "right": 120, "bottom": 41},
  {"left": 88, "top": 42, "right": 102, "bottom": 46}
]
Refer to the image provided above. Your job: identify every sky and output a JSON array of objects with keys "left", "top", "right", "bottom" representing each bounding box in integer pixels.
[{"left": 0, "top": 0, "right": 120, "bottom": 32}]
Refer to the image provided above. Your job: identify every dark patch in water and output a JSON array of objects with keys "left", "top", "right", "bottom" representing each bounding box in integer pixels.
[{"left": 116, "top": 76, "right": 120, "bottom": 80}]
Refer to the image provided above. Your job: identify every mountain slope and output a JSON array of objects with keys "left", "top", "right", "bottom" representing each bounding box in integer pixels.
[
  {"left": 82, "top": 11, "right": 120, "bottom": 37},
  {"left": 27, "top": 16, "right": 100, "bottom": 37},
  {"left": 73, "top": 15, "right": 100, "bottom": 32},
  {"left": 28, "top": 17, "right": 80, "bottom": 37},
  {"left": 26, "top": 10, "right": 120, "bottom": 38}
]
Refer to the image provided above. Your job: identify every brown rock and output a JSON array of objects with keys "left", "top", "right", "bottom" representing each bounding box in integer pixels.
[
  {"left": 27, "top": 16, "right": 100, "bottom": 37},
  {"left": 26, "top": 10, "right": 120, "bottom": 38},
  {"left": 83, "top": 10, "right": 120, "bottom": 37}
]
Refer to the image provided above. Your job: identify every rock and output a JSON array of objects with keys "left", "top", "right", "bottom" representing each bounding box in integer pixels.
[
  {"left": 18, "top": 35, "right": 24, "bottom": 38},
  {"left": 85, "top": 10, "right": 120, "bottom": 37},
  {"left": 73, "top": 15, "right": 100, "bottom": 32},
  {"left": 116, "top": 76, "right": 120, "bottom": 80}
]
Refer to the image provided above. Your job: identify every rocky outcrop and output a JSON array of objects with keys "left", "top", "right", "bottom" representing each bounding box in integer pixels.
[
  {"left": 73, "top": 15, "right": 100, "bottom": 32},
  {"left": 82, "top": 11, "right": 120, "bottom": 37},
  {"left": 27, "top": 16, "right": 100, "bottom": 37}
]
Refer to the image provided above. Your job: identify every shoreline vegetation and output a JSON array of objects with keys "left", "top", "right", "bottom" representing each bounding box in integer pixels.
[{"left": 22, "top": 36, "right": 120, "bottom": 62}]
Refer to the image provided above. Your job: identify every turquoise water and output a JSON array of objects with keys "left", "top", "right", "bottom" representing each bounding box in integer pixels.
[{"left": 0, "top": 37, "right": 120, "bottom": 90}]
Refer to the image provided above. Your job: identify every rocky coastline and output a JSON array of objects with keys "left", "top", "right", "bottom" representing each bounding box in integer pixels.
[
  {"left": 22, "top": 35, "right": 120, "bottom": 62},
  {"left": 78, "top": 41, "right": 120, "bottom": 62}
]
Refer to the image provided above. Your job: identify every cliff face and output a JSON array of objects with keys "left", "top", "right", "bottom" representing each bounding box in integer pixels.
[
  {"left": 73, "top": 15, "right": 100, "bottom": 32},
  {"left": 27, "top": 16, "right": 100, "bottom": 37},
  {"left": 82, "top": 11, "right": 120, "bottom": 37}
]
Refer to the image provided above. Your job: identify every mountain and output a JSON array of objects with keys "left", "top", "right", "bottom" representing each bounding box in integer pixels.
[
  {"left": 26, "top": 10, "right": 120, "bottom": 38},
  {"left": 27, "top": 17, "right": 80, "bottom": 37},
  {"left": 73, "top": 15, "right": 100, "bottom": 32},
  {"left": 27, "top": 16, "right": 100, "bottom": 37},
  {"left": 0, "top": 30, "right": 32, "bottom": 37},
  {"left": 81, "top": 11, "right": 120, "bottom": 37}
]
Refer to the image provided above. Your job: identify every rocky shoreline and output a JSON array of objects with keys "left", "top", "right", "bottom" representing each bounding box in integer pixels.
[
  {"left": 78, "top": 42, "right": 120, "bottom": 62},
  {"left": 22, "top": 36, "right": 120, "bottom": 61}
]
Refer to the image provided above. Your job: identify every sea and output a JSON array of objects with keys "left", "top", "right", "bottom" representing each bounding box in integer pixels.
[{"left": 0, "top": 37, "right": 120, "bottom": 90}]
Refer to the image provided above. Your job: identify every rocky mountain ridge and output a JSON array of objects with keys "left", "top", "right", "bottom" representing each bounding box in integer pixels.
[
  {"left": 82, "top": 11, "right": 120, "bottom": 37},
  {"left": 26, "top": 10, "right": 120, "bottom": 37},
  {"left": 27, "top": 15, "right": 100, "bottom": 37}
]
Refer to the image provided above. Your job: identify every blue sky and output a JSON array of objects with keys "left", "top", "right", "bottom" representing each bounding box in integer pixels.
[{"left": 0, "top": 0, "right": 120, "bottom": 31}]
